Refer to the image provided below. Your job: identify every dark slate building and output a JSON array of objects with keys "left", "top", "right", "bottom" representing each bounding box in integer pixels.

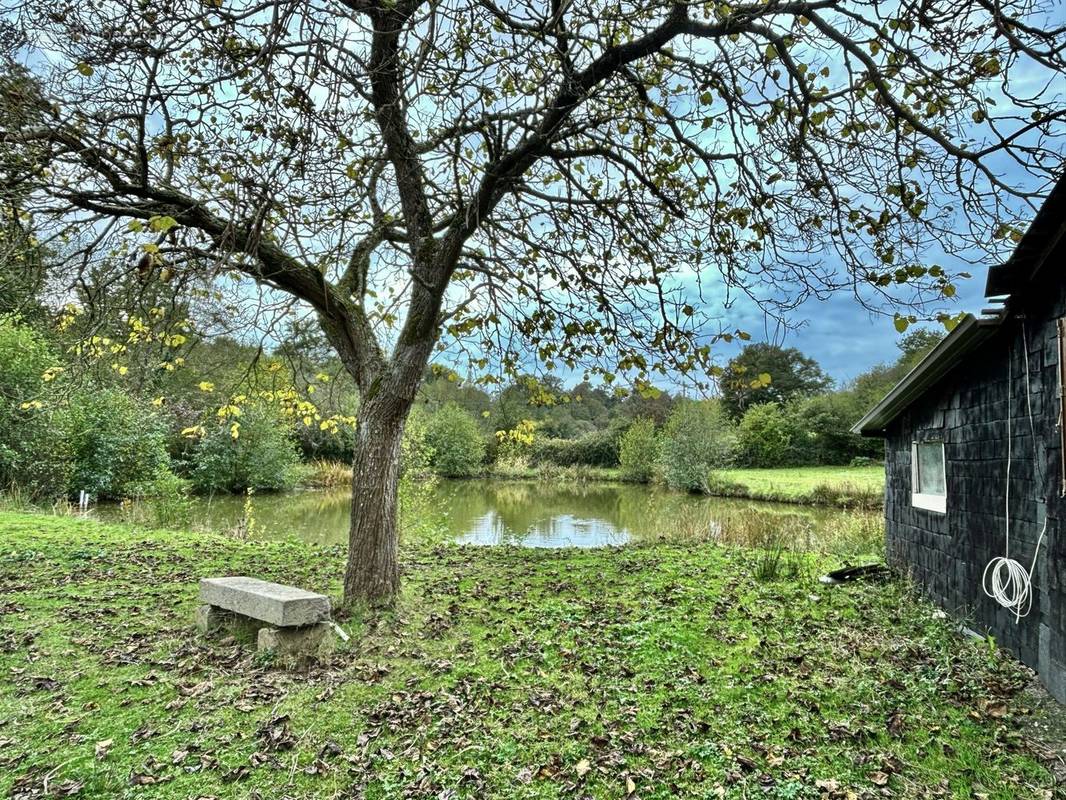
[{"left": 854, "top": 174, "right": 1066, "bottom": 701}]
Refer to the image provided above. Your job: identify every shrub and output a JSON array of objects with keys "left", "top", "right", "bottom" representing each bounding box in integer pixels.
[
  {"left": 618, "top": 418, "right": 658, "bottom": 482},
  {"left": 186, "top": 405, "right": 301, "bottom": 493},
  {"left": 736, "top": 402, "right": 792, "bottom": 467},
  {"left": 849, "top": 456, "right": 881, "bottom": 467},
  {"left": 785, "top": 395, "right": 879, "bottom": 466},
  {"left": 69, "top": 389, "right": 172, "bottom": 500},
  {"left": 0, "top": 319, "right": 73, "bottom": 499},
  {"left": 495, "top": 419, "right": 537, "bottom": 464},
  {"left": 402, "top": 406, "right": 435, "bottom": 477},
  {"left": 530, "top": 427, "right": 622, "bottom": 468},
  {"left": 120, "top": 472, "right": 193, "bottom": 529},
  {"left": 425, "top": 403, "right": 486, "bottom": 477},
  {"left": 570, "top": 427, "right": 622, "bottom": 467},
  {"left": 658, "top": 400, "right": 735, "bottom": 492},
  {"left": 295, "top": 419, "right": 357, "bottom": 462}
]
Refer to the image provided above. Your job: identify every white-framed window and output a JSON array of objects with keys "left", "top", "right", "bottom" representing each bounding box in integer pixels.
[{"left": 911, "top": 440, "right": 947, "bottom": 513}]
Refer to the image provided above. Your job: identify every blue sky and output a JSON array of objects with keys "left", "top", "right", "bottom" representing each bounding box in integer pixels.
[{"left": 738, "top": 272, "right": 987, "bottom": 386}]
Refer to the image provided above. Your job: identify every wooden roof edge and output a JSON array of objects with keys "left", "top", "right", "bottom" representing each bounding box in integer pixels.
[{"left": 850, "top": 314, "right": 1002, "bottom": 437}]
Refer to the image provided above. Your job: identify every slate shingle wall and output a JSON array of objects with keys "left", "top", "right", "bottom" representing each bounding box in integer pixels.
[{"left": 885, "top": 270, "right": 1066, "bottom": 700}]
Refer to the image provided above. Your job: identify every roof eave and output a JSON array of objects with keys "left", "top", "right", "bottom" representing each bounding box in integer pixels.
[{"left": 850, "top": 314, "right": 1002, "bottom": 437}]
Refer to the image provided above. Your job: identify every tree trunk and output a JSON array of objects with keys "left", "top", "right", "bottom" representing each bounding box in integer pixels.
[{"left": 343, "top": 405, "right": 406, "bottom": 607}]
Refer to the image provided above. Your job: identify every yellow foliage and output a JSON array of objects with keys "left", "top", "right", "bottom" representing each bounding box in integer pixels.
[{"left": 496, "top": 419, "right": 536, "bottom": 447}]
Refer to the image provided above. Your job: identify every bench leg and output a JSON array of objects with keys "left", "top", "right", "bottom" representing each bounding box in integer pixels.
[
  {"left": 257, "top": 623, "right": 335, "bottom": 660},
  {"left": 195, "top": 604, "right": 229, "bottom": 634}
]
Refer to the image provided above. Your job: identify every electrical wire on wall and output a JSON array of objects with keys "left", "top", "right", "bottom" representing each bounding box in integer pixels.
[{"left": 982, "top": 321, "right": 1051, "bottom": 622}]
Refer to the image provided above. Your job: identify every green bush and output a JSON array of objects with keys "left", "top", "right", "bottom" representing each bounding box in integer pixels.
[
  {"left": 658, "top": 400, "right": 735, "bottom": 492},
  {"left": 618, "top": 418, "right": 658, "bottom": 482},
  {"left": 530, "top": 427, "right": 621, "bottom": 468},
  {"left": 784, "top": 395, "right": 874, "bottom": 466},
  {"left": 69, "top": 389, "right": 172, "bottom": 500},
  {"left": 402, "top": 406, "right": 435, "bottom": 477},
  {"left": 425, "top": 403, "right": 486, "bottom": 477},
  {"left": 186, "top": 405, "right": 301, "bottom": 493},
  {"left": 120, "top": 472, "right": 193, "bottom": 529},
  {"left": 849, "top": 456, "right": 881, "bottom": 467},
  {"left": 736, "top": 402, "right": 792, "bottom": 468},
  {"left": 295, "top": 419, "right": 357, "bottom": 462},
  {"left": 0, "top": 319, "right": 72, "bottom": 499}
]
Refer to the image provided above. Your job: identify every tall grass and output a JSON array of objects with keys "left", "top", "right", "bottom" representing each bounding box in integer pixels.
[
  {"left": 642, "top": 498, "right": 883, "bottom": 560},
  {"left": 750, "top": 528, "right": 808, "bottom": 582},
  {"left": 301, "top": 459, "right": 353, "bottom": 490}
]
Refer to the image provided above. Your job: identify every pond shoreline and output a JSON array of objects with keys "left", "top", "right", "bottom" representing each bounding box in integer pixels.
[
  {"left": 304, "top": 462, "right": 886, "bottom": 510},
  {"left": 91, "top": 476, "right": 884, "bottom": 555}
]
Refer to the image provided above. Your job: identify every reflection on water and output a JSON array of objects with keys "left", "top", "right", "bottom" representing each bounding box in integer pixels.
[
  {"left": 456, "top": 510, "right": 630, "bottom": 548},
  {"left": 99, "top": 479, "right": 875, "bottom": 551}
]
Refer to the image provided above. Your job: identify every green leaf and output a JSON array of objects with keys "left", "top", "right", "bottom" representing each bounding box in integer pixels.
[
  {"left": 764, "top": 44, "right": 778, "bottom": 61},
  {"left": 148, "top": 215, "right": 178, "bottom": 233},
  {"left": 893, "top": 315, "right": 910, "bottom": 333},
  {"left": 75, "top": 62, "right": 94, "bottom": 77}
]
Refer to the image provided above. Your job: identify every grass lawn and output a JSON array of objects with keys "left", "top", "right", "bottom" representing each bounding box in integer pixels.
[
  {"left": 716, "top": 466, "right": 885, "bottom": 507},
  {"left": 0, "top": 511, "right": 1052, "bottom": 799}
]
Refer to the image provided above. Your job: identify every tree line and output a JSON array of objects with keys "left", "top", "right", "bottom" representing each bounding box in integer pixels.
[{"left": 1, "top": 289, "right": 940, "bottom": 505}]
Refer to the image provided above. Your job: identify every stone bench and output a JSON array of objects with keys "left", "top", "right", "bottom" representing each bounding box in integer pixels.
[{"left": 196, "top": 576, "right": 334, "bottom": 660}]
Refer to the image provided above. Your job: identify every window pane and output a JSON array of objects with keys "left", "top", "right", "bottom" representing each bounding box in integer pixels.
[{"left": 916, "top": 442, "right": 945, "bottom": 496}]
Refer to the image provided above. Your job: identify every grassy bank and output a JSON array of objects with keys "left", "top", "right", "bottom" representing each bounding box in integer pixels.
[
  {"left": 483, "top": 464, "right": 886, "bottom": 509},
  {"left": 0, "top": 511, "right": 1052, "bottom": 798},
  {"left": 303, "top": 460, "right": 884, "bottom": 509},
  {"left": 714, "top": 466, "right": 885, "bottom": 509}
]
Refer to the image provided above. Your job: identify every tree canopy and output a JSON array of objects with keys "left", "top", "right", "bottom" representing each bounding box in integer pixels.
[
  {"left": 4, "top": 0, "right": 1065, "bottom": 392},
  {"left": 720, "top": 342, "right": 832, "bottom": 418}
]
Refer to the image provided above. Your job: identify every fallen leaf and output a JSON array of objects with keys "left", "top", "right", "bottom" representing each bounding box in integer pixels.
[
  {"left": 94, "top": 739, "right": 113, "bottom": 760},
  {"left": 575, "top": 758, "right": 592, "bottom": 778},
  {"left": 868, "top": 770, "right": 890, "bottom": 786},
  {"left": 986, "top": 701, "right": 1008, "bottom": 718}
]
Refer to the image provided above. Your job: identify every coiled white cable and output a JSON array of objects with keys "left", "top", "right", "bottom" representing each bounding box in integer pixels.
[{"left": 981, "top": 321, "right": 1049, "bottom": 622}]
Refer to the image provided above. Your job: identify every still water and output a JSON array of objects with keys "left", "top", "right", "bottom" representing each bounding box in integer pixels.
[{"left": 102, "top": 480, "right": 870, "bottom": 551}]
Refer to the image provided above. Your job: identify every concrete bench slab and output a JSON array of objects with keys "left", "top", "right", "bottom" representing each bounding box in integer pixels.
[
  {"left": 199, "top": 576, "right": 330, "bottom": 627},
  {"left": 258, "top": 623, "right": 335, "bottom": 660}
]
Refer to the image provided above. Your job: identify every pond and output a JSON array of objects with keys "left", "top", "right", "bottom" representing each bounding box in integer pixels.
[{"left": 100, "top": 479, "right": 882, "bottom": 554}]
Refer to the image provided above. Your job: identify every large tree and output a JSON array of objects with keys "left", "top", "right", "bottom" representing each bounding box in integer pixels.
[
  {"left": 2, "top": 0, "right": 1065, "bottom": 605},
  {"left": 720, "top": 342, "right": 832, "bottom": 418}
]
